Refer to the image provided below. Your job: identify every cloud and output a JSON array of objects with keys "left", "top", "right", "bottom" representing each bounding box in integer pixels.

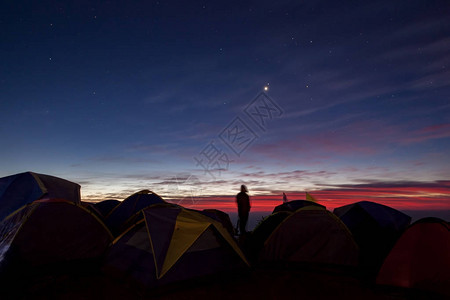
[
  {"left": 87, "top": 155, "right": 161, "bottom": 164},
  {"left": 406, "top": 69, "right": 450, "bottom": 90},
  {"left": 307, "top": 180, "right": 450, "bottom": 209},
  {"left": 389, "top": 17, "right": 449, "bottom": 41},
  {"left": 400, "top": 123, "right": 450, "bottom": 144},
  {"left": 164, "top": 179, "right": 450, "bottom": 213}
]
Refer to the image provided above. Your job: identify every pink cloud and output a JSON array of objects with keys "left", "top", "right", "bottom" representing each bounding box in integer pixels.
[
  {"left": 185, "top": 180, "right": 450, "bottom": 213},
  {"left": 249, "top": 120, "right": 450, "bottom": 164},
  {"left": 401, "top": 123, "right": 450, "bottom": 144}
]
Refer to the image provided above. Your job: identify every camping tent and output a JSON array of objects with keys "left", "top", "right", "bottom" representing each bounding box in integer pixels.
[
  {"left": 0, "top": 199, "right": 112, "bottom": 273},
  {"left": 105, "top": 190, "right": 165, "bottom": 235},
  {"left": 247, "top": 211, "right": 291, "bottom": 263},
  {"left": 272, "top": 200, "right": 325, "bottom": 214},
  {"left": 259, "top": 206, "right": 358, "bottom": 266},
  {"left": 0, "top": 172, "right": 80, "bottom": 221},
  {"left": 376, "top": 217, "right": 450, "bottom": 296},
  {"left": 201, "top": 209, "right": 235, "bottom": 236},
  {"left": 333, "top": 201, "right": 411, "bottom": 273},
  {"left": 103, "top": 204, "right": 249, "bottom": 289},
  {"left": 93, "top": 199, "right": 121, "bottom": 219}
]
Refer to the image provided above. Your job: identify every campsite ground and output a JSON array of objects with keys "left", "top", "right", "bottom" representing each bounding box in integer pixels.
[
  {"left": 148, "top": 265, "right": 441, "bottom": 300},
  {"left": 5, "top": 264, "right": 444, "bottom": 300}
]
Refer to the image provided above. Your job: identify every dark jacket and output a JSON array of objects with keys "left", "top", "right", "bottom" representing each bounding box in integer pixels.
[{"left": 236, "top": 192, "right": 250, "bottom": 214}]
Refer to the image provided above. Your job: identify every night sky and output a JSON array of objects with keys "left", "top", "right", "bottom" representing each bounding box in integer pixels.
[{"left": 1, "top": 1, "right": 449, "bottom": 218}]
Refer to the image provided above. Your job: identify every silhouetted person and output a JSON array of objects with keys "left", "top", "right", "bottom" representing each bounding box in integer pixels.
[{"left": 236, "top": 185, "right": 250, "bottom": 235}]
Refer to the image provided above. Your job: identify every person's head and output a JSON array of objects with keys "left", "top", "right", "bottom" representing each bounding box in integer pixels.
[{"left": 241, "top": 185, "right": 248, "bottom": 193}]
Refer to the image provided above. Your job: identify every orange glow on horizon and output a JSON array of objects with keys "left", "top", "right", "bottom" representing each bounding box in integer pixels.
[
  {"left": 82, "top": 181, "right": 450, "bottom": 215},
  {"left": 163, "top": 183, "right": 450, "bottom": 213}
]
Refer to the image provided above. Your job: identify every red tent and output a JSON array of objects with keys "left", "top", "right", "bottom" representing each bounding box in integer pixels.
[
  {"left": 0, "top": 199, "right": 113, "bottom": 273},
  {"left": 376, "top": 217, "right": 450, "bottom": 296}
]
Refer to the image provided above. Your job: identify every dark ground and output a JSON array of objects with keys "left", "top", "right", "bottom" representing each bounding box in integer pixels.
[{"left": 2, "top": 263, "right": 446, "bottom": 300}]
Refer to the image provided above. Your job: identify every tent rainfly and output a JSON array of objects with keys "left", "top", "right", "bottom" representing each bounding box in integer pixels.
[
  {"left": 0, "top": 199, "right": 113, "bottom": 273},
  {"left": 105, "top": 190, "right": 165, "bottom": 235},
  {"left": 259, "top": 206, "right": 359, "bottom": 266},
  {"left": 333, "top": 201, "right": 411, "bottom": 273},
  {"left": 376, "top": 217, "right": 450, "bottom": 297},
  {"left": 103, "top": 204, "right": 249, "bottom": 289},
  {"left": 0, "top": 171, "right": 80, "bottom": 222}
]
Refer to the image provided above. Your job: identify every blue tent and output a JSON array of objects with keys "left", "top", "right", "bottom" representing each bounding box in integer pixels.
[
  {"left": 272, "top": 200, "right": 325, "bottom": 214},
  {"left": 201, "top": 209, "right": 235, "bottom": 236},
  {"left": 105, "top": 190, "right": 165, "bottom": 235},
  {"left": 333, "top": 201, "right": 411, "bottom": 273},
  {"left": 0, "top": 172, "right": 80, "bottom": 222},
  {"left": 93, "top": 199, "right": 121, "bottom": 218}
]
